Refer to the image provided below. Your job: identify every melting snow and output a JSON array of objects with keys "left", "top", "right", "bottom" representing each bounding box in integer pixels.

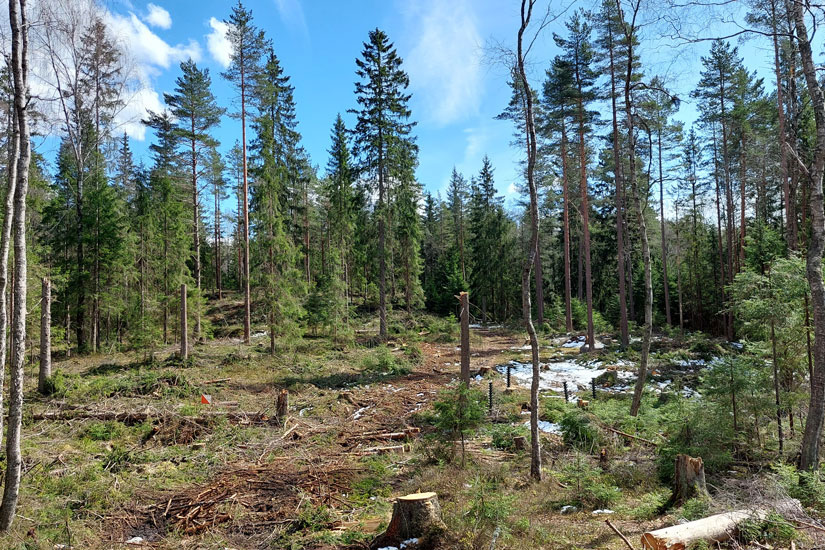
[{"left": 525, "top": 420, "right": 562, "bottom": 434}]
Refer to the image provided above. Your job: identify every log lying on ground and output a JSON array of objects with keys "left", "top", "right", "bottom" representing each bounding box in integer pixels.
[
  {"left": 370, "top": 492, "right": 447, "bottom": 549},
  {"left": 641, "top": 509, "right": 767, "bottom": 550}
]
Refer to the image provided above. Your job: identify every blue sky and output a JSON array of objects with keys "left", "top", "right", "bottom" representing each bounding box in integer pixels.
[{"left": 37, "top": 0, "right": 794, "bottom": 208}]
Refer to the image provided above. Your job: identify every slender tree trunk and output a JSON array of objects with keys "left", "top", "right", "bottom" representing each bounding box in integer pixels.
[
  {"left": 674, "top": 202, "right": 684, "bottom": 333},
  {"left": 190, "top": 127, "right": 201, "bottom": 340},
  {"left": 607, "top": 0, "right": 629, "bottom": 348},
  {"left": 38, "top": 278, "right": 51, "bottom": 394},
  {"left": 739, "top": 133, "right": 746, "bottom": 270},
  {"left": 618, "top": 0, "right": 652, "bottom": 418},
  {"left": 793, "top": 4, "right": 825, "bottom": 471},
  {"left": 0, "top": 0, "right": 30, "bottom": 525},
  {"left": 215, "top": 177, "right": 222, "bottom": 299},
  {"left": 712, "top": 126, "right": 727, "bottom": 336},
  {"left": 516, "top": 0, "right": 542, "bottom": 481},
  {"left": 561, "top": 121, "right": 573, "bottom": 332},
  {"left": 180, "top": 284, "right": 188, "bottom": 360},
  {"left": 577, "top": 86, "right": 595, "bottom": 349},
  {"left": 658, "top": 127, "right": 671, "bottom": 325},
  {"left": 241, "top": 57, "right": 251, "bottom": 345},
  {"left": 535, "top": 236, "right": 544, "bottom": 324}
]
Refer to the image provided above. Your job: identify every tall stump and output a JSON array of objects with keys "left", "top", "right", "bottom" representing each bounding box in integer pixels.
[
  {"left": 371, "top": 492, "right": 447, "bottom": 549},
  {"left": 667, "top": 454, "right": 708, "bottom": 507}
]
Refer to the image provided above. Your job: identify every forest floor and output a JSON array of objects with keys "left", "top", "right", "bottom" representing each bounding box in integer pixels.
[{"left": 3, "top": 294, "right": 825, "bottom": 549}]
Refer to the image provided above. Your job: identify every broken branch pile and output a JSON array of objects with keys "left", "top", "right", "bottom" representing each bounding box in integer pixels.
[{"left": 147, "top": 461, "right": 361, "bottom": 536}]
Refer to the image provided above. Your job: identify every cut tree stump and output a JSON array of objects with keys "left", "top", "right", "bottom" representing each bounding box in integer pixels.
[
  {"left": 641, "top": 509, "right": 767, "bottom": 550},
  {"left": 667, "top": 454, "right": 708, "bottom": 507},
  {"left": 276, "top": 389, "right": 289, "bottom": 422},
  {"left": 370, "top": 492, "right": 447, "bottom": 549}
]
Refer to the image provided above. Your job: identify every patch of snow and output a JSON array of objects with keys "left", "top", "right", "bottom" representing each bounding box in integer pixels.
[
  {"left": 562, "top": 336, "right": 586, "bottom": 348},
  {"left": 474, "top": 374, "right": 482, "bottom": 381},
  {"left": 674, "top": 358, "right": 707, "bottom": 368},
  {"left": 525, "top": 419, "right": 562, "bottom": 434},
  {"left": 125, "top": 537, "right": 145, "bottom": 546},
  {"left": 592, "top": 509, "right": 615, "bottom": 515},
  {"left": 400, "top": 539, "right": 419, "bottom": 549},
  {"left": 729, "top": 341, "right": 744, "bottom": 350},
  {"left": 377, "top": 547, "right": 399, "bottom": 550},
  {"left": 352, "top": 406, "right": 371, "bottom": 420},
  {"left": 560, "top": 505, "right": 577, "bottom": 514},
  {"left": 499, "top": 359, "right": 607, "bottom": 393}
]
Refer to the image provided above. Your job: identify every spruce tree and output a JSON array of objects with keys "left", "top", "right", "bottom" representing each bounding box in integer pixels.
[{"left": 350, "top": 28, "right": 417, "bottom": 340}]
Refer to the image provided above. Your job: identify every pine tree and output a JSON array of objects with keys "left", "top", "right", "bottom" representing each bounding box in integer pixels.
[
  {"left": 223, "top": 1, "right": 268, "bottom": 344},
  {"left": 165, "top": 59, "right": 225, "bottom": 340},
  {"left": 555, "top": 8, "right": 598, "bottom": 348},
  {"left": 541, "top": 56, "right": 576, "bottom": 331},
  {"left": 350, "top": 28, "right": 417, "bottom": 340}
]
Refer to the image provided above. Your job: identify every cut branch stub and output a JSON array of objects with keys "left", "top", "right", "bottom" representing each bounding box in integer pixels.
[{"left": 370, "top": 492, "right": 447, "bottom": 549}]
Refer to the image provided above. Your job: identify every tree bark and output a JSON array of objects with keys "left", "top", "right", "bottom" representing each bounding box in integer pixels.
[
  {"left": 667, "top": 454, "right": 708, "bottom": 507},
  {"left": 606, "top": 5, "right": 629, "bottom": 347},
  {"left": 370, "top": 492, "right": 447, "bottom": 549},
  {"left": 38, "top": 277, "right": 51, "bottom": 394},
  {"left": 576, "top": 75, "right": 595, "bottom": 349},
  {"left": 516, "top": 0, "right": 542, "bottom": 481},
  {"left": 180, "top": 284, "right": 188, "bottom": 360},
  {"left": 793, "top": 3, "right": 825, "bottom": 471},
  {"left": 0, "top": 0, "right": 30, "bottom": 527},
  {"left": 459, "top": 292, "right": 470, "bottom": 385},
  {"left": 241, "top": 52, "right": 251, "bottom": 345},
  {"left": 618, "top": 0, "right": 652, "bottom": 418},
  {"left": 642, "top": 510, "right": 766, "bottom": 550},
  {"left": 658, "top": 126, "right": 671, "bottom": 325},
  {"left": 561, "top": 120, "right": 573, "bottom": 332}
]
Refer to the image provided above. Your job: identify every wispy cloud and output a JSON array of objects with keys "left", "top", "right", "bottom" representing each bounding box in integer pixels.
[
  {"left": 144, "top": 3, "right": 171, "bottom": 30},
  {"left": 206, "top": 17, "right": 232, "bottom": 69},
  {"left": 274, "top": 0, "right": 308, "bottom": 37},
  {"left": 403, "top": 0, "right": 483, "bottom": 126}
]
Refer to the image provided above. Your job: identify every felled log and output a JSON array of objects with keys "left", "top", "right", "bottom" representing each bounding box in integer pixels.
[
  {"left": 353, "top": 428, "right": 420, "bottom": 441},
  {"left": 641, "top": 509, "right": 766, "bottom": 550},
  {"left": 356, "top": 444, "right": 408, "bottom": 455},
  {"left": 370, "top": 492, "right": 447, "bottom": 550}
]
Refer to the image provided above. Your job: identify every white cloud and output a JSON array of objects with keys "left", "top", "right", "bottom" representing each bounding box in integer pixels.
[
  {"left": 506, "top": 182, "right": 518, "bottom": 196},
  {"left": 274, "top": 0, "right": 308, "bottom": 36},
  {"left": 112, "top": 86, "right": 164, "bottom": 140},
  {"left": 144, "top": 3, "right": 171, "bottom": 30},
  {"left": 106, "top": 11, "right": 200, "bottom": 70},
  {"left": 403, "top": 0, "right": 483, "bottom": 126},
  {"left": 206, "top": 17, "right": 232, "bottom": 69}
]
